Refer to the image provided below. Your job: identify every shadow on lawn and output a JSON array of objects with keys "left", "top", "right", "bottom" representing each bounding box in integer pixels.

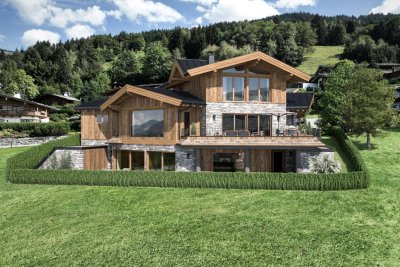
[{"left": 351, "top": 140, "right": 377, "bottom": 151}]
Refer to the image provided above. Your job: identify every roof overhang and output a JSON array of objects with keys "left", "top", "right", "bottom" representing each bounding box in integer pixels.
[
  {"left": 100, "top": 84, "right": 183, "bottom": 111},
  {"left": 186, "top": 52, "right": 311, "bottom": 83}
]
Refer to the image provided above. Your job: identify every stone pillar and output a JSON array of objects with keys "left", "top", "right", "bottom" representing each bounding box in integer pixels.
[
  {"left": 244, "top": 149, "right": 250, "bottom": 173},
  {"left": 195, "top": 148, "right": 201, "bottom": 172},
  {"left": 144, "top": 151, "right": 149, "bottom": 171}
]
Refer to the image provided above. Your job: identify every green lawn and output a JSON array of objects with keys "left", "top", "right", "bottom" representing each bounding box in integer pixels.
[
  {"left": 297, "top": 46, "right": 344, "bottom": 75},
  {"left": 1, "top": 129, "right": 400, "bottom": 266}
]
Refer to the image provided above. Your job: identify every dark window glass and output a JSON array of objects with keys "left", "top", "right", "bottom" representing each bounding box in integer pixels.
[
  {"left": 260, "top": 78, "right": 269, "bottom": 101},
  {"left": 222, "top": 114, "right": 234, "bottom": 132},
  {"left": 131, "top": 151, "right": 144, "bottom": 170},
  {"left": 223, "top": 77, "right": 233, "bottom": 101},
  {"left": 132, "top": 110, "right": 164, "bottom": 137},
  {"left": 260, "top": 115, "right": 271, "bottom": 136},
  {"left": 149, "top": 152, "right": 162, "bottom": 171},
  {"left": 249, "top": 78, "right": 259, "bottom": 101},
  {"left": 233, "top": 77, "right": 244, "bottom": 101},
  {"left": 96, "top": 114, "right": 103, "bottom": 123},
  {"left": 213, "top": 153, "right": 244, "bottom": 172},
  {"left": 248, "top": 115, "right": 258, "bottom": 134},
  {"left": 235, "top": 115, "right": 245, "bottom": 130},
  {"left": 163, "top": 153, "right": 175, "bottom": 171}
]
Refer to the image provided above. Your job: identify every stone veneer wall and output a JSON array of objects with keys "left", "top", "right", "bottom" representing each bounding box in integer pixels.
[
  {"left": 284, "top": 150, "right": 296, "bottom": 173},
  {"left": 296, "top": 149, "right": 334, "bottom": 173},
  {"left": 40, "top": 148, "right": 84, "bottom": 170},
  {"left": 0, "top": 136, "right": 67, "bottom": 148},
  {"left": 204, "top": 103, "right": 287, "bottom": 136}
]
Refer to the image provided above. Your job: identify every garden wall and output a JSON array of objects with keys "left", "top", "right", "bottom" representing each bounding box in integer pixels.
[{"left": 0, "top": 136, "right": 67, "bottom": 148}]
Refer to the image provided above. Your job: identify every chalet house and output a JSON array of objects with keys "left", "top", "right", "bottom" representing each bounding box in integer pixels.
[
  {"left": 34, "top": 93, "right": 80, "bottom": 107},
  {"left": 74, "top": 52, "right": 331, "bottom": 172},
  {"left": 0, "top": 93, "right": 56, "bottom": 123}
]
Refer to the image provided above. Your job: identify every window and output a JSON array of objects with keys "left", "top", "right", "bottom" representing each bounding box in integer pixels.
[
  {"left": 163, "top": 153, "right": 176, "bottom": 171},
  {"left": 222, "top": 114, "right": 271, "bottom": 136},
  {"left": 96, "top": 114, "right": 108, "bottom": 124},
  {"left": 131, "top": 109, "right": 164, "bottom": 137},
  {"left": 248, "top": 77, "right": 270, "bottom": 102},
  {"left": 149, "top": 152, "right": 162, "bottom": 171},
  {"left": 213, "top": 153, "right": 244, "bottom": 172},
  {"left": 223, "top": 77, "right": 245, "bottom": 101},
  {"left": 223, "top": 67, "right": 245, "bottom": 74}
]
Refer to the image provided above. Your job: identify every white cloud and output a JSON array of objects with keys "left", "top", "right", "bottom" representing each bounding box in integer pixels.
[
  {"left": 48, "top": 5, "right": 107, "bottom": 28},
  {"left": 371, "top": 0, "right": 400, "bottom": 14},
  {"left": 6, "top": 1, "right": 111, "bottom": 28},
  {"left": 0, "top": 34, "right": 6, "bottom": 42},
  {"left": 6, "top": 0, "right": 51, "bottom": 25},
  {"left": 111, "top": 0, "right": 184, "bottom": 23},
  {"left": 65, "top": 24, "right": 96, "bottom": 39},
  {"left": 275, "top": 0, "right": 317, "bottom": 9},
  {"left": 204, "top": 0, "right": 279, "bottom": 23},
  {"left": 21, "top": 29, "right": 61, "bottom": 46}
]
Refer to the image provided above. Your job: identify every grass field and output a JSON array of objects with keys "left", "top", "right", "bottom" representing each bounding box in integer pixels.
[
  {"left": 298, "top": 46, "right": 344, "bottom": 75},
  {"left": 1, "top": 129, "right": 400, "bottom": 266}
]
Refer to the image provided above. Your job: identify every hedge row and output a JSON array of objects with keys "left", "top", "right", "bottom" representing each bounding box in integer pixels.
[
  {"left": 7, "top": 169, "right": 369, "bottom": 191},
  {"left": 5, "top": 128, "right": 369, "bottom": 191},
  {"left": 326, "top": 126, "right": 367, "bottom": 172},
  {"left": 5, "top": 134, "right": 80, "bottom": 178},
  {"left": 0, "top": 122, "right": 71, "bottom": 137}
]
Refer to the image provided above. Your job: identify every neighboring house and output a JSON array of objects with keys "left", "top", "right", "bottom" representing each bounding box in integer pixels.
[
  {"left": 0, "top": 93, "right": 56, "bottom": 123},
  {"left": 34, "top": 93, "right": 80, "bottom": 106},
  {"left": 286, "top": 92, "right": 314, "bottom": 125},
  {"left": 287, "top": 82, "right": 318, "bottom": 92},
  {"left": 74, "top": 52, "right": 331, "bottom": 173}
]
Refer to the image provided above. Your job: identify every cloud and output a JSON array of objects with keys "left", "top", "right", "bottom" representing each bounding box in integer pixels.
[
  {"left": 110, "top": 0, "right": 184, "bottom": 23},
  {"left": 5, "top": 1, "right": 111, "bottom": 28},
  {"left": 204, "top": 0, "right": 279, "bottom": 23},
  {"left": 6, "top": 0, "right": 51, "bottom": 25},
  {"left": 21, "top": 29, "right": 61, "bottom": 46},
  {"left": 0, "top": 34, "right": 6, "bottom": 42},
  {"left": 65, "top": 24, "right": 96, "bottom": 39},
  {"left": 371, "top": 0, "right": 400, "bottom": 14},
  {"left": 48, "top": 5, "right": 107, "bottom": 28},
  {"left": 275, "top": 0, "right": 317, "bottom": 9}
]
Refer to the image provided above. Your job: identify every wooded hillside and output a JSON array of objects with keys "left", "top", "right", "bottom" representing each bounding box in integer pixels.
[{"left": 0, "top": 12, "right": 399, "bottom": 102}]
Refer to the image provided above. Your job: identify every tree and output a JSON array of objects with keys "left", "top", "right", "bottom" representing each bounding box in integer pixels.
[
  {"left": 3, "top": 69, "right": 39, "bottom": 99},
  {"left": 311, "top": 15, "right": 328, "bottom": 45},
  {"left": 342, "top": 68, "right": 394, "bottom": 149},
  {"left": 318, "top": 60, "right": 355, "bottom": 129},
  {"left": 80, "top": 72, "right": 110, "bottom": 102},
  {"left": 142, "top": 42, "right": 172, "bottom": 83},
  {"left": 108, "top": 50, "right": 144, "bottom": 85},
  {"left": 328, "top": 21, "right": 346, "bottom": 45}
]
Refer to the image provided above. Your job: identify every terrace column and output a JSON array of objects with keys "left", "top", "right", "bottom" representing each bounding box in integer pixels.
[
  {"left": 244, "top": 149, "right": 250, "bottom": 173},
  {"left": 195, "top": 148, "right": 201, "bottom": 172}
]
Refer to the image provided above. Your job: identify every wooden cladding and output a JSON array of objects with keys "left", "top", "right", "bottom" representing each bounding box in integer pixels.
[
  {"left": 81, "top": 110, "right": 112, "bottom": 140},
  {"left": 83, "top": 147, "right": 108, "bottom": 170}
]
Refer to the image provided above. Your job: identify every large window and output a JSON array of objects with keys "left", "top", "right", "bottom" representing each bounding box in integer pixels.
[
  {"left": 222, "top": 114, "right": 271, "bottom": 136},
  {"left": 249, "top": 78, "right": 270, "bottom": 102},
  {"left": 223, "top": 77, "right": 244, "bottom": 101},
  {"left": 222, "top": 65, "right": 270, "bottom": 102},
  {"left": 131, "top": 109, "right": 164, "bottom": 137}
]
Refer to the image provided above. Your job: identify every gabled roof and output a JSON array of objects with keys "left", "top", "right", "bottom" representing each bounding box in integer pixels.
[
  {"left": 75, "top": 98, "right": 109, "bottom": 110},
  {"left": 184, "top": 52, "right": 311, "bottom": 83},
  {"left": 0, "top": 93, "right": 58, "bottom": 110},
  {"left": 176, "top": 59, "right": 208, "bottom": 75},
  {"left": 286, "top": 92, "right": 314, "bottom": 110},
  {"left": 99, "top": 84, "right": 205, "bottom": 111},
  {"left": 35, "top": 93, "right": 80, "bottom": 102}
]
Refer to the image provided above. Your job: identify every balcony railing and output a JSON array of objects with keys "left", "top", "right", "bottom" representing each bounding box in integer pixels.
[{"left": 0, "top": 110, "right": 47, "bottom": 117}]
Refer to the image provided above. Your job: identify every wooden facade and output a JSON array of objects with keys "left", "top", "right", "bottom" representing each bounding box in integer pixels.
[
  {"left": 0, "top": 95, "right": 50, "bottom": 122},
  {"left": 83, "top": 147, "right": 108, "bottom": 170}
]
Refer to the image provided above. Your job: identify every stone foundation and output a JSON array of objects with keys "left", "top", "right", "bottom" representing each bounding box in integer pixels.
[
  {"left": 296, "top": 149, "right": 334, "bottom": 173},
  {"left": 40, "top": 148, "right": 84, "bottom": 170}
]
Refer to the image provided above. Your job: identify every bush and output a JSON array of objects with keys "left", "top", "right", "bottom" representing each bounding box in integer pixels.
[
  {"left": 5, "top": 127, "right": 369, "bottom": 191},
  {"left": 326, "top": 126, "right": 367, "bottom": 171},
  {"left": 0, "top": 122, "right": 71, "bottom": 137},
  {"left": 309, "top": 154, "right": 341, "bottom": 173}
]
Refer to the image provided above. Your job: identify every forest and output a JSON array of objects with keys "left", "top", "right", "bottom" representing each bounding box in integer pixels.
[{"left": 0, "top": 12, "right": 399, "bottom": 102}]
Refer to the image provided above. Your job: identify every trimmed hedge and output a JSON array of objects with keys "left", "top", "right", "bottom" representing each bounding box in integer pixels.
[
  {"left": 5, "top": 128, "right": 369, "bottom": 191},
  {"left": 326, "top": 126, "right": 367, "bottom": 172},
  {"left": 0, "top": 122, "right": 71, "bottom": 137},
  {"left": 5, "top": 134, "right": 80, "bottom": 178},
  {"left": 7, "top": 169, "right": 368, "bottom": 191}
]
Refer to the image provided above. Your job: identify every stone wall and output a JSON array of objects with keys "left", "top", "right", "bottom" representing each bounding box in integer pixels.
[
  {"left": 285, "top": 150, "right": 296, "bottom": 173},
  {"left": 175, "top": 147, "right": 195, "bottom": 172},
  {"left": 40, "top": 148, "right": 84, "bottom": 170},
  {"left": 204, "top": 102, "right": 287, "bottom": 136},
  {"left": 296, "top": 149, "right": 334, "bottom": 173},
  {"left": 0, "top": 136, "right": 67, "bottom": 148}
]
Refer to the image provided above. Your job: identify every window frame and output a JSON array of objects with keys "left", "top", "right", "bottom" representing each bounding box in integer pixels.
[
  {"left": 131, "top": 109, "right": 165, "bottom": 138},
  {"left": 222, "top": 113, "right": 272, "bottom": 136}
]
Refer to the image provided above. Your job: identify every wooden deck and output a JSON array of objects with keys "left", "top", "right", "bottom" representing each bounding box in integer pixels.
[{"left": 179, "top": 136, "right": 325, "bottom": 148}]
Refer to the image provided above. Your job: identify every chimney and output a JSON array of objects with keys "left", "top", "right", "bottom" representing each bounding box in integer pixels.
[
  {"left": 208, "top": 53, "right": 215, "bottom": 64},
  {"left": 13, "top": 93, "right": 21, "bottom": 99}
]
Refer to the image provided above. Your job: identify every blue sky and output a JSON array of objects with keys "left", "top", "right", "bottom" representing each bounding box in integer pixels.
[{"left": 0, "top": 0, "right": 398, "bottom": 50}]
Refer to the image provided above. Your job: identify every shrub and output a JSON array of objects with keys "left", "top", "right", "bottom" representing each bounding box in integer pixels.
[
  {"left": 309, "top": 154, "right": 341, "bottom": 173},
  {"left": 0, "top": 122, "right": 71, "bottom": 137},
  {"left": 326, "top": 126, "right": 367, "bottom": 171}
]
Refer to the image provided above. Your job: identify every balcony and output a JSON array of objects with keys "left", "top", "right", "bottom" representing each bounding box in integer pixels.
[{"left": 0, "top": 110, "right": 47, "bottom": 118}]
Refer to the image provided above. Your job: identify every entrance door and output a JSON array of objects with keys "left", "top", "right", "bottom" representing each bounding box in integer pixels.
[
  {"left": 272, "top": 151, "right": 284, "bottom": 172},
  {"left": 183, "top": 112, "right": 190, "bottom": 137}
]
